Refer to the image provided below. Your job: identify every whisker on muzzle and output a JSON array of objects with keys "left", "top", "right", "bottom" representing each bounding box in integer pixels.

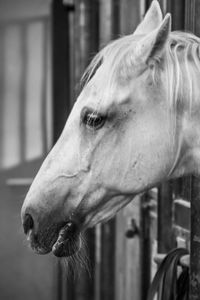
[{"left": 59, "top": 232, "right": 91, "bottom": 279}]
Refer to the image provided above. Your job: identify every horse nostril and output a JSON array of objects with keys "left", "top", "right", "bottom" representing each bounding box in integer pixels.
[{"left": 23, "top": 213, "right": 34, "bottom": 234}]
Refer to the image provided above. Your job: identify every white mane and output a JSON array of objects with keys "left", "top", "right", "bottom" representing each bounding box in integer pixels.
[
  {"left": 82, "top": 31, "right": 200, "bottom": 113},
  {"left": 165, "top": 31, "right": 200, "bottom": 111}
]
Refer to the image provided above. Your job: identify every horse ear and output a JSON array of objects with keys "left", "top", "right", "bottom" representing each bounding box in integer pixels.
[
  {"left": 134, "top": 0, "right": 163, "bottom": 36},
  {"left": 135, "top": 13, "right": 171, "bottom": 65}
]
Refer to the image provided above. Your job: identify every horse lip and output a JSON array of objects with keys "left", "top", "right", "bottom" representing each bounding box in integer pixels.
[
  {"left": 52, "top": 237, "right": 80, "bottom": 257},
  {"left": 52, "top": 223, "right": 80, "bottom": 257}
]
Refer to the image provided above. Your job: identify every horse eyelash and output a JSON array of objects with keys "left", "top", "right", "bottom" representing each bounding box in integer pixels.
[
  {"left": 84, "top": 110, "right": 101, "bottom": 129},
  {"left": 86, "top": 111, "right": 96, "bottom": 127}
]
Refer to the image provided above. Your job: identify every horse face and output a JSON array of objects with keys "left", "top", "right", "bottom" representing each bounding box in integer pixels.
[{"left": 21, "top": 2, "right": 175, "bottom": 257}]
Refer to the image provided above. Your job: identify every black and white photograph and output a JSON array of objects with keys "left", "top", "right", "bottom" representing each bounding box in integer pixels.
[{"left": 0, "top": 1, "right": 199, "bottom": 299}]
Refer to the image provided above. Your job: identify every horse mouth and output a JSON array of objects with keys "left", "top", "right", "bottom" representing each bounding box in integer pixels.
[{"left": 52, "top": 222, "right": 81, "bottom": 257}]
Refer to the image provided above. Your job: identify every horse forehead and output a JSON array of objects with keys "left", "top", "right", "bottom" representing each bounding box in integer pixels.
[{"left": 79, "top": 80, "right": 131, "bottom": 109}]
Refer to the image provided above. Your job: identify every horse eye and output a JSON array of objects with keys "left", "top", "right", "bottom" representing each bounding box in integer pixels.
[{"left": 83, "top": 111, "right": 106, "bottom": 130}]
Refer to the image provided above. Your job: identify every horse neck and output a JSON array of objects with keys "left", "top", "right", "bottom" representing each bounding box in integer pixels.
[{"left": 172, "top": 61, "right": 200, "bottom": 177}]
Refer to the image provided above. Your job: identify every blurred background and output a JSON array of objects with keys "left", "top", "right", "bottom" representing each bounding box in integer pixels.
[{"left": 0, "top": 0, "right": 195, "bottom": 300}]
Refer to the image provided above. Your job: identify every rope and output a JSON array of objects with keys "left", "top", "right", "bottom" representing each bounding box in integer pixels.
[{"left": 147, "top": 248, "right": 189, "bottom": 300}]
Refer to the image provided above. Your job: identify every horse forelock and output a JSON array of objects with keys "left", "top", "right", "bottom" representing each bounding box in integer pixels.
[{"left": 81, "top": 34, "right": 140, "bottom": 89}]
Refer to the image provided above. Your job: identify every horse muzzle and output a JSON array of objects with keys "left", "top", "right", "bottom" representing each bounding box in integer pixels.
[{"left": 22, "top": 209, "right": 81, "bottom": 257}]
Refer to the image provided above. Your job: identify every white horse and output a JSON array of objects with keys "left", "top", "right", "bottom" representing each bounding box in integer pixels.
[{"left": 21, "top": 0, "right": 200, "bottom": 257}]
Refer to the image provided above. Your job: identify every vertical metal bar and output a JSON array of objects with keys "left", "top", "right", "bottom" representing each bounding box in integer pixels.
[
  {"left": 111, "top": 0, "right": 120, "bottom": 39},
  {"left": 52, "top": 0, "right": 71, "bottom": 144},
  {"left": 194, "top": 0, "right": 200, "bottom": 34},
  {"left": 189, "top": 1, "right": 200, "bottom": 299},
  {"left": 170, "top": 0, "right": 185, "bottom": 30},
  {"left": 51, "top": 0, "right": 99, "bottom": 299},
  {"left": 73, "top": 2, "right": 99, "bottom": 299},
  {"left": 52, "top": 1, "right": 72, "bottom": 300},
  {"left": 185, "top": 0, "right": 195, "bottom": 31},
  {"left": 94, "top": 224, "right": 101, "bottom": 300},
  {"left": 157, "top": 0, "right": 185, "bottom": 255},
  {"left": 140, "top": 194, "right": 151, "bottom": 300},
  {"left": 74, "top": 0, "right": 99, "bottom": 87},
  {"left": 68, "top": 11, "right": 75, "bottom": 107},
  {"left": 190, "top": 179, "right": 200, "bottom": 299},
  {"left": 97, "top": 2, "right": 116, "bottom": 300},
  {"left": 75, "top": 1, "right": 100, "bottom": 300},
  {"left": 100, "top": 220, "right": 116, "bottom": 300},
  {"left": 157, "top": 181, "right": 175, "bottom": 253}
]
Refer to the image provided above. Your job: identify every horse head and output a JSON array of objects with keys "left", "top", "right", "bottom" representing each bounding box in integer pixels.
[{"left": 21, "top": 0, "right": 200, "bottom": 257}]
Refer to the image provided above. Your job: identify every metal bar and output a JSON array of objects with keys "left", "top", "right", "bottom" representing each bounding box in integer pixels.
[
  {"left": 174, "top": 198, "right": 191, "bottom": 230},
  {"left": 52, "top": 0, "right": 71, "bottom": 143},
  {"left": 185, "top": 0, "right": 196, "bottom": 31},
  {"left": 74, "top": 0, "right": 99, "bottom": 87},
  {"left": 52, "top": 0, "right": 99, "bottom": 299},
  {"left": 140, "top": 194, "right": 151, "bottom": 300},
  {"left": 157, "top": 181, "right": 175, "bottom": 253},
  {"left": 98, "top": 2, "right": 115, "bottom": 300},
  {"left": 170, "top": 0, "right": 185, "bottom": 30},
  {"left": 111, "top": 0, "right": 120, "bottom": 39},
  {"left": 73, "top": 2, "right": 99, "bottom": 300},
  {"left": 52, "top": 2, "right": 73, "bottom": 300},
  {"left": 190, "top": 178, "right": 200, "bottom": 298},
  {"left": 185, "top": 1, "right": 200, "bottom": 299},
  {"left": 100, "top": 220, "right": 116, "bottom": 300}
]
